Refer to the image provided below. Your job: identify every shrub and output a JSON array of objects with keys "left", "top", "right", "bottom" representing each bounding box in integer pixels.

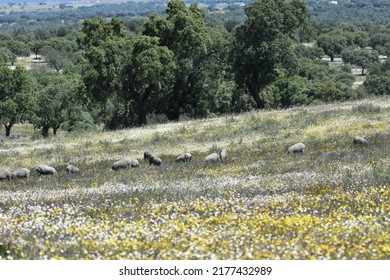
[{"left": 352, "top": 103, "right": 381, "bottom": 114}]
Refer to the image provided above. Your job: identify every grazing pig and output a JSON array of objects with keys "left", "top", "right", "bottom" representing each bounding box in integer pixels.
[
  {"left": 287, "top": 143, "right": 306, "bottom": 154},
  {"left": 35, "top": 165, "right": 57, "bottom": 175},
  {"left": 205, "top": 153, "right": 221, "bottom": 163},
  {"left": 176, "top": 153, "right": 192, "bottom": 163},
  {"left": 0, "top": 170, "right": 12, "bottom": 181},
  {"left": 144, "top": 151, "right": 154, "bottom": 161},
  {"left": 66, "top": 164, "right": 80, "bottom": 174},
  {"left": 149, "top": 156, "right": 163, "bottom": 166},
  {"left": 11, "top": 168, "right": 30, "bottom": 179},
  {"left": 220, "top": 149, "right": 227, "bottom": 161},
  {"left": 353, "top": 136, "right": 368, "bottom": 145},
  {"left": 111, "top": 158, "right": 139, "bottom": 171}
]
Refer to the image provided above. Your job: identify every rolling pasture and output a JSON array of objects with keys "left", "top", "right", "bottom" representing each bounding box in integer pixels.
[{"left": 0, "top": 97, "right": 389, "bottom": 259}]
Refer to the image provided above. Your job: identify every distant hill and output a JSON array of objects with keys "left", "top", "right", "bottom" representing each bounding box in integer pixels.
[
  {"left": 0, "top": 0, "right": 73, "bottom": 3},
  {"left": 0, "top": 0, "right": 130, "bottom": 5}
]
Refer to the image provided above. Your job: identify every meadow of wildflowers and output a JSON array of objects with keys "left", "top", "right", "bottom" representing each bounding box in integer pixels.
[{"left": 0, "top": 97, "right": 389, "bottom": 259}]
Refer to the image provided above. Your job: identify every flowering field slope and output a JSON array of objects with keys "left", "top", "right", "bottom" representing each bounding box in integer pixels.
[{"left": 1, "top": 97, "right": 390, "bottom": 259}]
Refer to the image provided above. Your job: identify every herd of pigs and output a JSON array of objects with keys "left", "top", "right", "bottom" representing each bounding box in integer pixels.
[{"left": 0, "top": 135, "right": 369, "bottom": 181}]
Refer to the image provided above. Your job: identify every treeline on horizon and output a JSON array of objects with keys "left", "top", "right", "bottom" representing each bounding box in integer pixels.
[
  {"left": 1, "top": 0, "right": 390, "bottom": 138},
  {"left": 2, "top": 0, "right": 390, "bottom": 31}
]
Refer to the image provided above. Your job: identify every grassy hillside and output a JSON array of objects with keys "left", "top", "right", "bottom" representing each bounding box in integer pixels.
[{"left": 0, "top": 96, "right": 389, "bottom": 259}]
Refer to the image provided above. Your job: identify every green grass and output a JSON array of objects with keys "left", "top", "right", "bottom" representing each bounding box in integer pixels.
[{"left": 0, "top": 96, "right": 390, "bottom": 259}]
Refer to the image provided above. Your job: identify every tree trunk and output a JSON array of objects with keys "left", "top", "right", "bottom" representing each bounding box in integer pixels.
[
  {"left": 247, "top": 83, "right": 265, "bottom": 109},
  {"left": 124, "top": 99, "right": 131, "bottom": 127},
  {"left": 165, "top": 110, "right": 180, "bottom": 121},
  {"left": 252, "top": 92, "right": 265, "bottom": 109},
  {"left": 53, "top": 125, "right": 60, "bottom": 136},
  {"left": 4, "top": 124, "right": 12, "bottom": 137},
  {"left": 163, "top": 78, "right": 185, "bottom": 121},
  {"left": 137, "top": 99, "right": 147, "bottom": 126},
  {"left": 41, "top": 125, "right": 50, "bottom": 138},
  {"left": 362, "top": 68, "right": 365, "bottom": 76}
]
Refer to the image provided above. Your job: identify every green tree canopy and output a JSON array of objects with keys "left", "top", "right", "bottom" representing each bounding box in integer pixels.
[
  {"left": 231, "top": 0, "right": 311, "bottom": 109},
  {"left": 369, "top": 28, "right": 390, "bottom": 55},
  {"left": 0, "top": 47, "right": 17, "bottom": 65},
  {"left": 0, "top": 39, "right": 30, "bottom": 58},
  {"left": 31, "top": 74, "right": 90, "bottom": 137},
  {"left": 78, "top": 17, "right": 131, "bottom": 128},
  {"left": 122, "top": 35, "right": 175, "bottom": 125},
  {"left": 143, "top": 0, "right": 211, "bottom": 120},
  {"left": 317, "top": 24, "right": 369, "bottom": 61},
  {"left": 78, "top": 17, "right": 126, "bottom": 50},
  {"left": 0, "top": 66, "right": 35, "bottom": 137},
  {"left": 342, "top": 48, "right": 379, "bottom": 75},
  {"left": 316, "top": 33, "right": 347, "bottom": 62},
  {"left": 34, "top": 28, "right": 51, "bottom": 41},
  {"left": 364, "top": 58, "right": 390, "bottom": 95}
]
